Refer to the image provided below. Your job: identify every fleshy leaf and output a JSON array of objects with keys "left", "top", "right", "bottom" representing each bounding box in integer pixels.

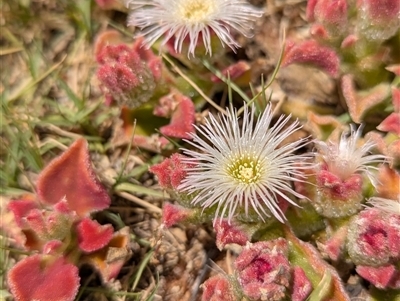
[
  {"left": 282, "top": 40, "right": 340, "bottom": 77},
  {"left": 292, "top": 266, "right": 313, "bottom": 301},
  {"left": 201, "top": 275, "right": 238, "bottom": 301},
  {"left": 283, "top": 226, "right": 350, "bottom": 301},
  {"left": 7, "top": 197, "right": 38, "bottom": 228},
  {"left": 341, "top": 74, "right": 390, "bottom": 123},
  {"left": 7, "top": 255, "right": 80, "bottom": 301},
  {"left": 356, "top": 265, "right": 400, "bottom": 289},
  {"left": 161, "top": 203, "right": 192, "bottom": 228},
  {"left": 76, "top": 218, "right": 114, "bottom": 253},
  {"left": 82, "top": 226, "right": 132, "bottom": 283},
  {"left": 36, "top": 138, "right": 111, "bottom": 217},
  {"left": 159, "top": 93, "right": 196, "bottom": 139},
  {"left": 377, "top": 113, "right": 400, "bottom": 135},
  {"left": 214, "top": 219, "right": 250, "bottom": 250}
]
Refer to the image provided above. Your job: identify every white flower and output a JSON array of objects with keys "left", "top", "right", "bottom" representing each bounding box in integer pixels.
[
  {"left": 125, "top": 0, "right": 263, "bottom": 56},
  {"left": 367, "top": 197, "right": 400, "bottom": 215},
  {"left": 178, "top": 104, "right": 312, "bottom": 223},
  {"left": 315, "top": 125, "right": 388, "bottom": 186}
]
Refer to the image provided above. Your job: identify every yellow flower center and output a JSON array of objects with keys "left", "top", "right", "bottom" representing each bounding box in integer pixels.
[
  {"left": 227, "top": 154, "right": 262, "bottom": 184},
  {"left": 177, "top": 0, "right": 217, "bottom": 23}
]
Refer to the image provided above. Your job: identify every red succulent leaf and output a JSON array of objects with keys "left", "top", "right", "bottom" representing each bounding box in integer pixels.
[
  {"left": 306, "top": 0, "right": 319, "bottom": 21},
  {"left": 159, "top": 93, "right": 196, "bottom": 139},
  {"left": 162, "top": 203, "right": 191, "bottom": 228},
  {"left": 43, "top": 240, "right": 64, "bottom": 255},
  {"left": 214, "top": 219, "right": 250, "bottom": 250},
  {"left": 377, "top": 113, "right": 400, "bottom": 135},
  {"left": 283, "top": 226, "right": 351, "bottom": 301},
  {"left": 282, "top": 40, "right": 340, "bottom": 77},
  {"left": 291, "top": 267, "right": 312, "bottom": 301},
  {"left": 36, "top": 138, "right": 111, "bottom": 217},
  {"left": 211, "top": 61, "right": 251, "bottom": 86},
  {"left": 76, "top": 218, "right": 114, "bottom": 253},
  {"left": 356, "top": 265, "right": 400, "bottom": 289},
  {"left": 201, "top": 275, "right": 237, "bottom": 301},
  {"left": 149, "top": 154, "right": 193, "bottom": 190},
  {"left": 82, "top": 227, "right": 131, "bottom": 283},
  {"left": 235, "top": 239, "right": 291, "bottom": 301},
  {"left": 7, "top": 197, "right": 38, "bottom": 228},
  {"left": 7, "top": 254, "right": 80, "bottom": 301}
]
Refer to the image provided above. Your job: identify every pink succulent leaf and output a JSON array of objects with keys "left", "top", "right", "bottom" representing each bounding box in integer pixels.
[
  {"left": 341, "top": 34, "right": 358, "bottom": 49},
  {"left": 282, "top": 40, "right": 340, "bottom": 77},
  {"left": 214, "top": 219, "right": 250, "bottom": 250},
  {"left": 201, "top": 275, "right": 238, "bottom": 301},
  {"left": 96, "top": 44, "right": 156, "bottom": 107},
  {"left": 283, "top": 226, "right": 351, "bottom": 301},
  {"left": 82, "top": 227, "right": 131, "bottom": 283},
  {"left": 235, "top": 239, "right": 291, "bottom": 301},
  {"left": 347, "top": 208, "right": 400, "bottom": 266},
  {"left": 7, "top": 198, "right": 39, "bottom": 228},
  {"left": 43, "top": 240, "right": 64, "bottom": 255},
  {"left": 25, "top": 209, "right": 47, "bottom": 238},
  {"left": 211, "top": 61, "right": 251, "bottom": 85},
  {"left": 314, "top": 0, "right": 348, "bottom": 33},
  {"left": 291, "top": 267, "right": 313, "bottom": 301},
  {"left": 7, "top": 254, "right": 80, "bottom": 301},
  {"left": 36, "top": 138, "right": 111, "bottom": 217},
  {"left": 310, "top": 24, "right": 329, "bottom": 40},
  {"left": 306, "top": 0, "right": 319, "bottom": 21},
  {"left": 386, "top": 64, "right": 400, "bottom": 76},
  {"left": 317, "top": 170, "right": 363, "bottom": 200},
  {"left": 149, "top": 154, "right": 193, "bottom": 190},
  {"left": 76, "top": 218, "right": 114, "bottom": 253},
  {"left": 377, "top": 113, "right": 400, "bottom": 135},
  {"left": 319, "top": 226, "right": 348, "bottom": 261},
  {"left": 356, "top": 265, "right": 400, "bottom": 289},
  {"left": 358, "top": 0, "right": 400, "bottom": 23},
  {"left": 132, "top": 37, "right": 163, "bottom": 81},
  {"left": 341, "top": 74, "right": 390, "bottom": 123},
  {"left": 159, "top": 94, "right": 196, "bottom": 139},
  {"left": 162, "top": 203, "right": 192, "bottom": 228}
]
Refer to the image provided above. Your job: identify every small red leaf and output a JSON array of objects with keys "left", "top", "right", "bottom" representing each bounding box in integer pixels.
[
  {"left": 214, "top": 219, "right": 250, "bottom": 250},
  {"left": 7, "top": 255, "right": 80, "bottom": 301},
  {"left": 282, "top": 40, "right": 340, "bottom": 77},
  {"left": 292, "top": 267, "right": 312, "bottom": 301},
  {"left": 76, "top": 218, "right": 114, "bottom": 253},
  {"left": 356, "top": 265, "right": 400, "bottom": 289},
  {"left": 7, "top": 198, "right": 38, "bottom": 228},
  {"left": 159, "top": 94, "right": 195, "bottom": 139},
  {"left": 36, "top": 138, "right": 111, "bottom": 217},
  {"left": 377, "top": 113, "right": 400, "bottom": 135},
  {"left": 162, "top": 203, "right": 191, "bottom": 228}
]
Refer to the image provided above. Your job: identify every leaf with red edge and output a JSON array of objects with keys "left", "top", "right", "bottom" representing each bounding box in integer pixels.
[
  {"left": 76, "top": 218, "right": 114, "bottom": 253},
  {"left": 341, "top": 74, "right": 389, "bottom": 123},
  {"left": 214, "top": 219, "right": 250, "bottom": 250},
  {"left": 356, "top": 265, "right": 400, "bottom": 289},
  {"left": 282, "top": 40, "right": 340, "bottom": 78},
  {"left": 159, "top": 93, "right": 195, "bottom": 139},
  {"left": 7, "top": 254, "right": 80, "bottom": 301},
  {"left": 162, "top": 203, "right": 192, "bottom": 228},
  {"left": 36, "top": 138, "right": 111, "bottom": 217},
  {"left": 377, "top": 113, "right": 400, "bottom": 135},
  {"left": 283, "top": 225, "right": 350, "bottom": 301},
  {"left": 82, "top": 227, "right": 132, "bottom": 283},
  {"left": 7, "top": 197, "right": 38, "bottom": 228}
]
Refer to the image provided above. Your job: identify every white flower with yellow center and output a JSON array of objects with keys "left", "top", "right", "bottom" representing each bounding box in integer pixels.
[
  {"left": 125, "top": 0, "right": 263, "bottom": 56},
  {"left": 178, "top": 104, "right": 312, "bottom": 223}
]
